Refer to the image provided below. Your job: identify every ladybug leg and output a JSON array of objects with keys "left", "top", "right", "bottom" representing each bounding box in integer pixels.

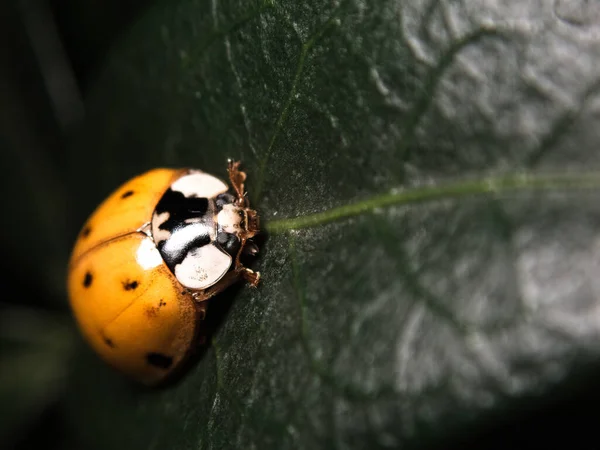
[
  {"left": 227, "top": 159, "right": 248, "bottom": 206},
  {"left": 190, "top": 272, "right": 242, "bottom": 302},
  {"left": 234, "top": 251, "right": 260, "bottom": 286},
  {"left": 233, "top": 237, "right": 260, "bottom": 287},
  {"left": 195, "top": 302, "right": 207, "bottom": 320},
  {"left": 195, "top": 302, "right": 208, "bottom": 345},
  {"left": 190, "top": 261, "right": 260, "bottom": 303},
  {"left": 240, "top": 267, "right": 260, "bottom": 287}
]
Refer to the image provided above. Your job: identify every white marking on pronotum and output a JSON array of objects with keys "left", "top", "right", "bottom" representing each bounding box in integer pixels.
[
  {"left": 171, "top": 173, "right": 229, "bottom": 199},
  {"left": 175, "top": 244, "right": 232, "bottom": 289},
  {"left": 136, "top": 237, "right": 163, "bottom": 270},
  {"left": 161, "top": 223, "right": 211, "bottom": 257},
  {"left": 151, "top": 211, "right": 171, "bottom": 243}
]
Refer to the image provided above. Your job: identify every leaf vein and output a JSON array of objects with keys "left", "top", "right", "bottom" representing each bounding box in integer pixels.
[
  {"left": 266, "top": 171, "right": 600, "bottom": 233},
  {"left": 289, "top": 234, "right": 401, "bottom": 402},
  {"left": 189, "top": 0, "right": 273, "bottom": 66},
  {"left": 398, "top": 27, "right": 505, "bottom": 163},
  {"left": 253, "top": 11, "right": 343, "bottom": 201}
]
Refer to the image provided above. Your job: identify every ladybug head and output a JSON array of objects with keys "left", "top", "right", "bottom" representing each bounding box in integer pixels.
[{"left": 216, "top": 204, "right": 259, "bottom": 241}]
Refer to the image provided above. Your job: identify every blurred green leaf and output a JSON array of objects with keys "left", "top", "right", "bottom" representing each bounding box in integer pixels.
[{"left": 65, "top": 0, "right": 600, "bottom": 448}]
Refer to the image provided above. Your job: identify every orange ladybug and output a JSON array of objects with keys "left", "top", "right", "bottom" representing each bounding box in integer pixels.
[{"left": 67, "top": 160, "right": 260, "bottom": 386}]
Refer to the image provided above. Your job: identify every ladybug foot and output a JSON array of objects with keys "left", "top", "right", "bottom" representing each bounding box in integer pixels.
[{"left": 241, "top": 268, "right": 260, "bottom": 287}]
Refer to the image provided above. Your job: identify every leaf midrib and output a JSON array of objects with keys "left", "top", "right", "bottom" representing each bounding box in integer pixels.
[{"left": 265, "top": 171, "right": 600, "bottom": 233}]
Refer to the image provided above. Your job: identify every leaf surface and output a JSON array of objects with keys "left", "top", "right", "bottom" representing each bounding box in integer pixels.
[{"left": 66, "top": 0, "right": 600, "bottom": 448}]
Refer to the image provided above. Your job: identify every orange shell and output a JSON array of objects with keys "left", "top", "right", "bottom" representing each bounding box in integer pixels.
[{"left": 67, "top": 169, "right": 203, "bottom": 386}]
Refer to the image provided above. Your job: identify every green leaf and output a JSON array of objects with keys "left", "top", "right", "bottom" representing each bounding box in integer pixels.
[{"left": 66, "top": 0, "right": 600, "bottom": 448}]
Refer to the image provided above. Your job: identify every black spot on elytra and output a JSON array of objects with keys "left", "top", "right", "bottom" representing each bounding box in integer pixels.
[
  {"left": 83, "top": 272, "right": 93, "bottom": 288},
  {"left": 104, "top": 338, "right": 115, "bottom": 348},
  {"left": 146, "top": 353, "right": 173, "bottom": 369},
  {"left": 121, "top": 190, "right": 134, "bottom": 199},
  {"left": 81, "top": 226, "right": 91, "bottom": 238},
  {"left": 159, "top": 299, "right": 166, "bottom": 307},
  {"left": 122, "top": 280, "right": 139, "bottom": 291}
]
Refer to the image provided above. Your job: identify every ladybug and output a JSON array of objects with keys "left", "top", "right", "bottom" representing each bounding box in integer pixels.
[{"left": 67, "top": 160, "right": 260, "bottom": 386}]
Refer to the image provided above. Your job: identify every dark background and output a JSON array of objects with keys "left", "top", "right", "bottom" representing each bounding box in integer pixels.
[
  {"left": 1, "top": 1, "right": 152, "bottom": 448},
  {"left": 0, "top": 0, "right": 153, "bottom": 307},
  {"left": 1, "top": 0, "right": 598, "bottom": 448}
]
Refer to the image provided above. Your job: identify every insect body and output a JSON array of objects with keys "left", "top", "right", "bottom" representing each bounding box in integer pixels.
[{"left": 67, "top": 160, "right": 259, "bottom": 385}]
